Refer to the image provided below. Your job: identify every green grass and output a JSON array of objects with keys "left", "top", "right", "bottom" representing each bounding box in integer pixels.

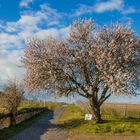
[
  {"left": 19, "top": 101, "right": 64, "bottom": 111},
  {"left": 0, "top": 101, "right": 62, "bottom": 116},
  {"left": 66, "top": 119, "right": 140, "bottom": 135},
  {"left": 59, "top": 104, "right": 140, "bottom": 135},
  {"left": 0, "top": 110, "right": 48, "bottom": 140},
  {"left": 0, "top": 113, "right": 3, "bottom": 117}
]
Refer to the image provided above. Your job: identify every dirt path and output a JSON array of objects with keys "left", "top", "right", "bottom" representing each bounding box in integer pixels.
[{"left": 9, "top": 106, "right": 68, "bottom": 140}]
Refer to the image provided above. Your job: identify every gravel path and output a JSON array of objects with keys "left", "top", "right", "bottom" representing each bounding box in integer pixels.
[{"left": 9, "top": 106, "right": 68, "bottom": 140}]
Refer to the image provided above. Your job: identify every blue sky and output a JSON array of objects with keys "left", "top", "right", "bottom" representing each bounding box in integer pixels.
[
  {"left": 0, "top": 0, "right": 140, "bottom": 103},
  {"left": 0, "top": 0, "right": 139, "bottom": 29}
]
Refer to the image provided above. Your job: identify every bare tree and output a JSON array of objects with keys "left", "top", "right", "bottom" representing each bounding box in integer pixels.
[
  {"left": 23, "top": 19, "right": 140, "bottom": 123},
  {"left": 0, "top": 80, "right": 24, "bottom": 126}
]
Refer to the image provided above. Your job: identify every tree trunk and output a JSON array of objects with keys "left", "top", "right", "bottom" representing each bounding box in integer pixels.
[
  {"left": 9, "top": 113, "right": 16, "bottom": 126},
  {"left": 89, "top": 98, "right": 103, "bottom": 123}
]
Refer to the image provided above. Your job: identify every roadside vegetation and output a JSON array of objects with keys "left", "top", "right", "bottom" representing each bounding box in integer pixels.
[
  {"left": 0, "top": 80, "right": 25, "bottom": 126},
  {"left": 20, "top": 101, "right": 65, "bottom": 111},
  {"left": 59, "top": 103, "right": 140, "bottom": 136},
  {"left": 0, "top": 113, "right": 3, "bottom": 117},
  {"left": 0, "top": 101, "right": 64, "bottom": 117}
]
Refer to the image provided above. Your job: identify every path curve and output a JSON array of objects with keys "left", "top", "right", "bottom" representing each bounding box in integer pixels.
[{"left": 9, "top": 106, "right": 68, "bottom": 140}]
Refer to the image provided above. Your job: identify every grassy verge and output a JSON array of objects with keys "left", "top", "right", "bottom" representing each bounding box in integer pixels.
[
  {"left": 0, "top": 110, "right": 47, "bottom": 140},
  {"left": 0, "top": 113, "right": 3, "bottom": 117},
  {"left": 59, "top": 104, "right": 140, "bottom": 136},
  {"left": 19, "top": 101, "right": 64, "bottom": 111}
]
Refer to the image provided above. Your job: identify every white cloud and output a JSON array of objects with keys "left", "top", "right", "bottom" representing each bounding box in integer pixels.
[
  {"left": 94, "top": 0, "right": 123, "bottom": 13},
  {"left": 0, "top": 49, "right": 25, "bottom": 83},
  {"left": 0, "top": 3, "right": 62, "bottom": 48},
  {"left": 121, "top": 7, "right": 136, "bottom": 14},
  {"left": 0, "top": 33, "right": 20, "bottom": 44},
  {"left": 0, "top": 3, "right": 67, "bottom": 84},
  {"left": 72, "top": 0, "right": 136, "bottom": 16},
  {"left": 20, "top": 0, "right": 34, "bottom": 8},
  {"left": 5, "top": 4, "right": 61, "bottom": 33},
  {"left": 72, "top": 4, "right": 94, "bottom": 16},
  {"left": 34, "top": 27, "right": 70, "bottom": 40}
]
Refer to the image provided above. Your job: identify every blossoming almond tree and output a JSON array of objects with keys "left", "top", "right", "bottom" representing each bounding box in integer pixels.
[{"left": 23, "top": 19, "right": 140, "bottom": 123}]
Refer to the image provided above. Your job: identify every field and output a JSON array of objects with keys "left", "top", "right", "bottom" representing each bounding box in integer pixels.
[{"left": 59, "top": 103, "right": 140, "bottom": 139}]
